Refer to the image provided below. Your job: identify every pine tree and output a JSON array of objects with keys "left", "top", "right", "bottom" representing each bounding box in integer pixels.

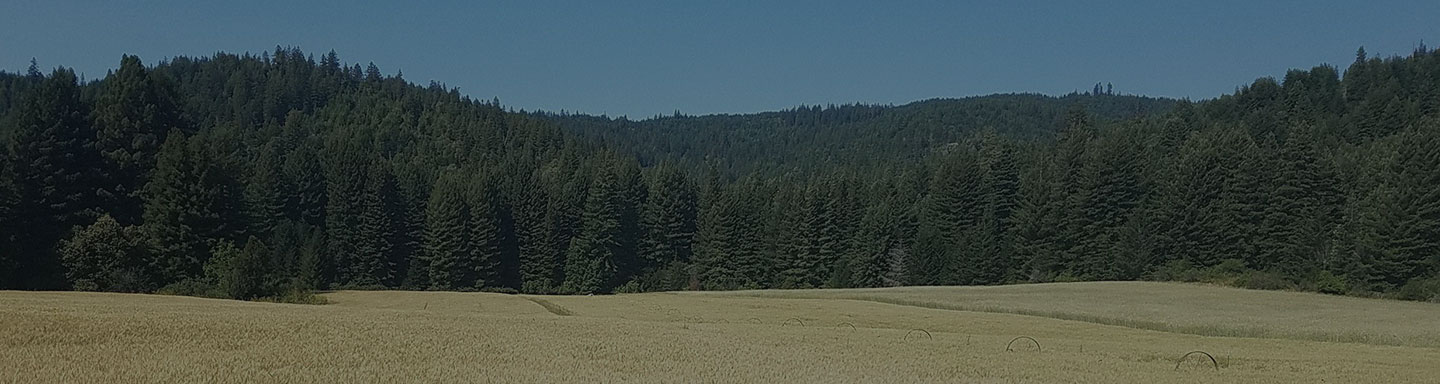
[
  {"left": 514, "top": 174, "right": 557, "bottom": 293},
  {"left": 323, "top": 134, "right": 370, "bottom": 286},
  {"left": 351, "top": 158, "right": 397, "bottom": 286},
  {"left": 422, "top": 171, "right": 472, "bottom": 290},
  {"left": 639, "top": 164, "right": 697, "bottom": 271},
  {"left": 391, "top": 156, "right": 432, "bottom": 288},
  {"left": 976, "top": 131, "right": 1020, "bottom": 283},
  {"left": 1011, "top": 156, "right": 1063, "bottom": 281},
  {"left": 611, "top": 160, "right": 647, "bottom": 286},
  {"left": 0, "top": 150, "right": 16, "bottom": 288},
  {"left": 1257, "top": 126, "right": 1343, "bottom": 277},
  {"left": 8, "top": 67, "right": 103, "bottom": 288},
  {"left": 694, "top": 179, "right": 767, "bottom": 289},
  {"left": 563, "top": 164, "right": 623, "bottom": 293},
  {"left": 466, "top": 174, "right": 502, "bottom": 288},
  {"left": 282, "top": 143, "right": 327, "bottom": 227},
  {"left": 142, "top": 131, "right": 225, "bottom": 282},
  {"left": 728, "top": 179, "right": 769, "bottom": 288},
  {"left": 850, "top": 199, "right": 901, "bottom": 288},
  {"left": 915, "top": 149, "right": 984, "bottom": 284},
  {"left": 1070, "top": 132, "right": 1146, "bottom": 279},
  {"left": 243, "top": 140, "right": 286, "bottom": 238},
  {"left": 91, "top": 55, "right": 183, "bottom": 224}
]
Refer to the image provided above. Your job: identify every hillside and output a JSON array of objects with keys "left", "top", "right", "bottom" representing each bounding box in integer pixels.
[
  {"left": 541, "top": 92, "right": 1176, "bottom": 175},
  {"left": 1, "top": 47, "right": 1439, "bottom": 304}
]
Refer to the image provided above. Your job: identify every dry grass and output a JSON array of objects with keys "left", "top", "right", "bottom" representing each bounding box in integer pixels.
[
  {"left": 2, "top": 282, "right": 1438, "bottom": 383},
  {"left": 728, "top": 281, "right": 1440, "bottom": 347}
]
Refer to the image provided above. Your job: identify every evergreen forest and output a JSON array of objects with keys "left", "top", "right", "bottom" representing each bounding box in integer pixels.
[{"left": 2, "top": 46, "right": 1437, "bottom": 302}]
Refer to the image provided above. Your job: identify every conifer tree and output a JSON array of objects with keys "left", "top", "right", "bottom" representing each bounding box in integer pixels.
[
  {"left": 282, "top": 142, "right": 327, "bottom": 227},
  {"left": 8, "top": 68, "right": 103, "bottom": 288},
  {"left": 466, "top": 174, "right": 502, "bottom": 288},
  {"left": 142, "top": 131, "right": 223, "bottom": 282},
  {"left": 514, "top": 174, "right": 557, "bottom": 292},
  {"left": 422, "top": 171, "right": 472, "bottom": 290},
  {"left": 92, "top": 55, "right": 183, "bottom": 224},
  {"left": 243, "top": 140, "right": 286, "bottom": 238},
  {"left": 351, "top": 158, "right": 397, "bottom": 286},
  {"left": 563, "top": 164, "right": 623, "bottom": 293},
  {"left": 639, "top": 164, "right": 697, "bottom": 271}
]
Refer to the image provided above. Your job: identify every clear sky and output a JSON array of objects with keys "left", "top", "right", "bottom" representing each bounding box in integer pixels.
[{"left": 2, "top": 1, "right": 1437, "bottom": 118}]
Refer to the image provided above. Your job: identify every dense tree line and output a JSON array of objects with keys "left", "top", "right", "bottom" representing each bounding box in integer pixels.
[
  {"left": 1, "top": 46, "right": 1438, "bottom": 302},
  {"left": 541, "top": 93, "right": 1175, "bottom": 176}
]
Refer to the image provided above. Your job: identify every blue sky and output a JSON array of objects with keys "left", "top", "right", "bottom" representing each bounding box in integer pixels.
[{"left": 1, "top": 1, "right": 1437, "bottom": 118}]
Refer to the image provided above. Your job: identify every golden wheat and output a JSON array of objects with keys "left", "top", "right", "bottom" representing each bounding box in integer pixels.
[{"left": 2, "top": 282, "right": 1437, "bottom": 383}]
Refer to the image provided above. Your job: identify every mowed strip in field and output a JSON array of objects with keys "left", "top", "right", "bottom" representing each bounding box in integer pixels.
[{"left": 1, "top": 283, "right": 1436, "bottom": 383}]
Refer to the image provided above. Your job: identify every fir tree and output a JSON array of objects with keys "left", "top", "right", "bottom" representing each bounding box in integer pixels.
[
  {"left": 422, "top": 171, "right": 472, "bottom": 290},
  {"left": 563, "top": 164, "right": 623, "bottom": 293},
  {"left": 466, "top": 174, "right": 502, "bottom": 288}
]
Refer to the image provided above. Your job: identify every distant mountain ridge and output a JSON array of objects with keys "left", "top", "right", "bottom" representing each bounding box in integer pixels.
[{"left": 539, "top": 92, "right": 1177, "bottom": 174}]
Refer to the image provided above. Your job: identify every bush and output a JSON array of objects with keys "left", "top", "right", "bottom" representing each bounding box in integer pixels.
[
  {"left": 613, "top": 280, "right": 645, "bottom": 294},
  {"left": 1206, "top": 259, "right": 1249, "bottom": 278},
  {"left": 1396, "top": 278, "right": 1440, "bottom": 302},
  {"left": 479, "top": 287, "right": 519, "bottom": 294},
  {"left": 521, "top": 280, "right": 555, "bottom": 294},
  {"left": 59, "top": 215, "right": 156, "bottom": 292},
  {"left": 157, "top": 278, "right": 217, "bottom": 298},
  {"left": 1312, "top": 270, "right": 1349, "bottom": 295},
  {"left": 1235, "top": 270, "right": 1292, "bottom": 291},
  {"left": 204, "top": 240, "right": 271, "bottom": 300},
  {"left": 255, "top": 287, "right": 329, "bottom": 305},
  {"left": 1149, "top": 259, "right": 1200, "bottom": 282},
  {"left": 620, "top": 262, "right": 693, "bottom": 293}
]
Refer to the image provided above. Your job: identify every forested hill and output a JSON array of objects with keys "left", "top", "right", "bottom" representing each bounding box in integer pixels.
[
  {"left": 540, "top": 92, "right": 1176, "bottom": 175},
  {"left": 1, "top": 46, "right": 1439, "bottom": 303}
]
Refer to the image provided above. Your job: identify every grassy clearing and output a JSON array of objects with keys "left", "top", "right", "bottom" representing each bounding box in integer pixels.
[
  {"left": 729, "top": 281, "right": 1440, "bottom": 348},
  {"left": 3, "top": 283, "right": 1438, "bottom": 383}
]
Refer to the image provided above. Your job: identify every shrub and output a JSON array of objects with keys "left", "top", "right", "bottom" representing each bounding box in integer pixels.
[
  {"left": 521, "top": 280, "right": 555, "bottom": 294},
  {"left": 59, "top": 215, "right": 156, "bottom": 292},
  {"left": 480, "top": 287, "right": 519, "bottom": 294},
  {"left": 205, "top": 239, "right": 271, "bottom": 300},
  {"left": 1396, "top": 278, "right": 1440, "bottom": 302},
  {"left": 255, "top": 287, "right": 329, "bottom": 305},
  {"left": 157, "top": 278, "right": 217, "bottom": 298},
  {"left": 1312, "top": 270, "right": 1349, "bottom": 295},
  {"left": 1148, "top": 259, "right": 1201, "bottom": 282},
  {"left": 1205, "top": 259, "right": 1249, "bottom": 279},
  {"left": 1236, "top": 270, "right": 1292, "bottom": 291},
  {"left": 613, "top": 280, "right": 645, "bottom": 294}
]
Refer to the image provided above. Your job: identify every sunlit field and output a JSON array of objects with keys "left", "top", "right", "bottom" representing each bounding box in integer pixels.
[{"left": 4, "top": 282, "right": 1438, "bottom": 383}]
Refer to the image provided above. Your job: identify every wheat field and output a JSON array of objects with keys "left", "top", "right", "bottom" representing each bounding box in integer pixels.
[{"left": 3, "top": 282, "right": 1438, "bottom": 383}]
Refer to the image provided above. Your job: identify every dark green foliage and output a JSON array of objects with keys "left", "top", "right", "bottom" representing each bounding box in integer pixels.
[
  {"left": 91, "top": 55, "right": 184, "bottom": 225},
  {"left": 422, "top": 171, "right": 471, "bottom": 290},
  {"left": 2, "top": 47, "right": 1439, "bottom": 302},
  {"left": 204, "top": 238, "right": 272, "bottom": 300},
  {"left": 466, "top": 174, "right": 502, "bottom": 288},
  {"left": 562, "top": 163, "right": 625, "bottom": 293},
  {"left": 60, "top": 214, "right": 154, "bottom": 292},
  {"left": 7, "top": 68, "right": 104, "bottom": 289},
  {"left": 141, "top": 131, "right": 233, "bottom": 282},
  {"left": 514, "top": 174, "right": 557, "bottom": 292},
  {"left": 639, "top": 164, "right": 697, "bottom": 270},
  {"left": 243, "top": 140, "right": 287, "bottom": 237}
]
